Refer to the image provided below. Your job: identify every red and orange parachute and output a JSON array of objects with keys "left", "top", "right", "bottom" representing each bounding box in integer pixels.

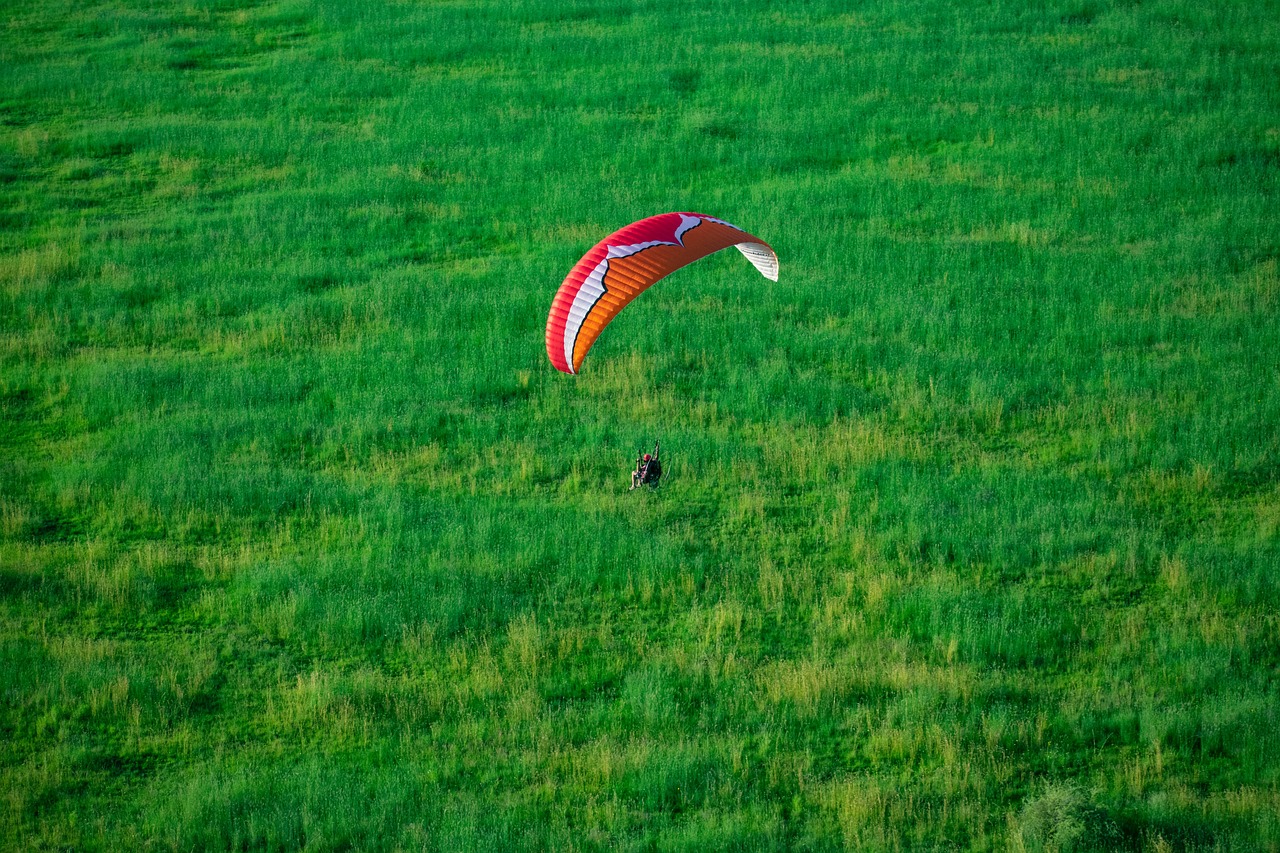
[{"left": 545, "top": 212, "right": 778, "bottom": 374}]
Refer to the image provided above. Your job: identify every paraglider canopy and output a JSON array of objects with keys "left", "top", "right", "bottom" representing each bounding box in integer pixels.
[{"left": 545, "top": 212, "right": 778, "bottom": 374}]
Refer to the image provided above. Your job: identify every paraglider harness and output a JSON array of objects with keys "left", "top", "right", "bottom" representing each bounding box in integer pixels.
[{"left": 633, "top": 442, "right": 663, "bottom": 490}]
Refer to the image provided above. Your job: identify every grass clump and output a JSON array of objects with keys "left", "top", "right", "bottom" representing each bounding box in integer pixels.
[{"left": 1016, "top": 781, "right": 1113, "bottom": 852}]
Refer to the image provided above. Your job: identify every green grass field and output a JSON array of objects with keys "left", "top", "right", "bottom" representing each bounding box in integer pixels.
[{"left": 3, "top": 0, "right": 1279, "bottom": 849}]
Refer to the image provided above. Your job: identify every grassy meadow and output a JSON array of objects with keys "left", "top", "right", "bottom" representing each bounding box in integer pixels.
[{"left": 2, "top": 0, "right": 1279, "bottom": 848}]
